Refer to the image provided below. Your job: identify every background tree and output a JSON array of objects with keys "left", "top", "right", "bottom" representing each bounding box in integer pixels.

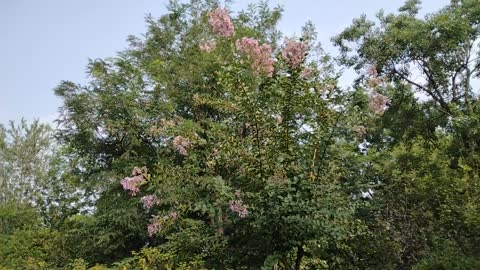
[
  {"left": 334, "top": 0, "right": 480, "bottom": 268},
  {"left": 0, "top": 119, "right": 52, "bottom": 204}
]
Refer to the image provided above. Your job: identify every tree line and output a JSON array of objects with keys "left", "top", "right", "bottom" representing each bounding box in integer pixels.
[{"left": 1, "top": 0, "right": 480, "bottom": 269}]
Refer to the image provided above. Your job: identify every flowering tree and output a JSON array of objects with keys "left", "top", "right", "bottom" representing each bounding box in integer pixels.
[
  {"left": 2, "top": 1, "right": 480, "bottom": 269},
  {"left": 54, "top": 1, "right": 365, "bottom": 268}
]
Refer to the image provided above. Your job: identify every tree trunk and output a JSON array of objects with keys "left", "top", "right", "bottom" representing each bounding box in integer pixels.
[{"left": 294, "top": 245, "right": 304, "bottom": 270}]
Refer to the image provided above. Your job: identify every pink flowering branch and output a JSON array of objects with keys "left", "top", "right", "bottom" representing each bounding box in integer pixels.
[
  {"left": 140, "top": 194, "right": 161, "bottom": 209},
  {"left": 208, "top": 8, "right": 235, "bottom": 37},
  {"left": 282, "top": 39, "right": 309, "bottom": 69},
  {"left": 199, "top": 40, "right": 217, "bottom": 53},
  {"left": 173, "top": 135, "right": 191, "bottom": 155},
  {"left": 229, "top": 190, "right": 249, "bottom": 218},
  {"left": 120, "top": 167, "right": 148, "bottom": 196},
  {"left": 147, "top": 211, "right": 179, "bottom": 237},
  {"left": 236, "top": 37, "right": 274, "bottom": 77},
  {"left": 369, "top": 91, "right": 390, "bottom": 116}
]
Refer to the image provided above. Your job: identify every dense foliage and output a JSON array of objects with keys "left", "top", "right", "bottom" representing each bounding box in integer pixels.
[{"left": 1, "top": 0, "right": 480, "bottom": 269}]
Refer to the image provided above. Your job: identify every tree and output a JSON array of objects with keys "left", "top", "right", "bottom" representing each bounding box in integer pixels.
[
  {"left": 333, "top": 0, "right": 480, "bottom": 115},
  {"left": 0, "top": 119, "right": 85, "bottom": 229},
  {"left": 333, "top": 0, "right": 480, "bottom": 268},
  {"left": 0, "top": 119, "right": 52, "bottom": 204},
  {"left": 54, "top": 1, "right": 364, "bottom": 268}
]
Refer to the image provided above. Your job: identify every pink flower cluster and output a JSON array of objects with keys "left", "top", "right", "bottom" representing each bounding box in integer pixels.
[
  {"left": 369, "top": 91, "right": 390, "bottom": 115},
  {"left": 282, "top": 39, "right": 309, "bottom": 69},
  {"left": 199, "top": 40, "right": 217, "bottom": 52},
  {"left": 367, "top": 65, "right": 378, "bottom": 77},
  {"left": 147, "top": 216, "right": 162, "bottom": 237},
  {"left": 208, "top": 8, "right": 235, "bottom": 37},
  {"left": 229, "top": 190, "right": 249, "bottom": 218},
  {"left": 120, "top": 167, "right": 145, "bottom": 196},
  {"left": 229, "top": 200, "right": 249, "bottom": 218},
  {"left": 173, "top": 135, "right": 191, "bottom": 156},
  {"left": 147, "top": 211, "right": 179, "bottom": 237},
  {"left": 366, "top": 65, "right": 386, "bottom": 88},
  {"left": 236, "top": 37, "right": 274, "bottom": 77},
  {"left": 300, "top": 68, "right": 314, "bottom": 79},
  {"left": 140, "top": 194, "right": 161, "bottom": 209}
]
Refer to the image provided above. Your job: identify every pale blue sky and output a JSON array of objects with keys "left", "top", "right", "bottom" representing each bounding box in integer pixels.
[{"left": 0, "top": 0, "right": 449, "bottom": 125}]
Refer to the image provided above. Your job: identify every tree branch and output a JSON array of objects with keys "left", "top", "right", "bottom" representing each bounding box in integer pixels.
[
  {"left": 294, "top": 245, "right": 304, "bottom": 270},
  {"left": 391, "top": 66, "right": 451, "bottom": 113}
]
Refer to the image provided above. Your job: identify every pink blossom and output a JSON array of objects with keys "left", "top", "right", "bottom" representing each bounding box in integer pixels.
[
  {"left": 120, "top": 175, "right": 143, "bottom": 195},
  {"left": 120, "top": 167, "right": 146, "bottom": 195},
  {"left": 173, "top": 135, "right": 191, "bottom": 155},
  {"left": 147, "top": 211, "right": 179, "bottom": 237},
  {"left": 140, "top": 195, "right": 161, "bottom": 209},
  {"left": 367, "top": 65, "right": 378, "bottom": 77},
  {"left": 369, "top": 91, "right": 389, "bottom": 115},
  {"left": 199, "top": 40, "right": 216, "bottom": 52},
  {"left": 147, "top": 216, "right": 162, "bottom": 237},
  {"left": 229, "top": 190, "right": 249, "bottom": 218},
  {"left": 168, "top": 211, "right": 178, "bottom": 219},
  {"left": 236, "top": 37, "right": 274, "bottom": 77},
  {"left": 229, "top": 199, "right": 249, "bottom": 218},
  {"left": 282, "top": 39, "right": 309, "bottom": 68},
  {"left": 300, "top": 68, "right": 314, "bottom": 79},
  {"left": 275, "top": 115, "right": 283, "bottom": 125},
  {"left": 365, "top": 65, "right": 388, "bottom": 88},
  {"left": 236, "top": 37, "right": 258, "bottom": 50},
  {"left": 208, "top": 8, "right": 235, "bottom": 37}
]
